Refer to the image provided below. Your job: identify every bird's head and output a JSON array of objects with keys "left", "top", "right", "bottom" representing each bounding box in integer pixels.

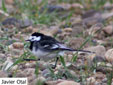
[{"left": 26, "top": 32, "right": 43, "bottom": 42}]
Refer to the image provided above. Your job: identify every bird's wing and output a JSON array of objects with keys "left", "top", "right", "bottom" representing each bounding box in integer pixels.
[
  {"left": 38, "top": 40, "right": 59, "bottom": 51},
  {"left": 39, "top": 40, "right": 74, "bottom": 51},
  {"left": 38, "top": 40, "right": 93, "bottom": 53},
  {"left": 56, "top": 43, "right": 75, "bottom": 51}
]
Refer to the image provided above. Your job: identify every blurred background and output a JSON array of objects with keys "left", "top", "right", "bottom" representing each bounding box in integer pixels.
[{"left": 0, "top": 0, "right": 113, "bottom": 85}]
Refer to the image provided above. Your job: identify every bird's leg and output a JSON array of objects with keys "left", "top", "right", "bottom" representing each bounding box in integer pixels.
[
  {"left": 52, "top": 57, "right": 59, "bottom": 69},
  {"left": 23, "top": 58, "right": 40, "bottom": 61}
]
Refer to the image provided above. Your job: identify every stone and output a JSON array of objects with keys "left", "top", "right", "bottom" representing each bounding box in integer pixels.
[
  {"left": 103, "top": 25, "right": 113, "bottom": 35},
  {"left": 86, "top": 77, "right": 96, "bottom": 85},
  {"left": 29, "top": 76, "right": 46, "bottom": 85},
  {"left": 63, "top": 28, "right": 72, "bottom": 32},
  {"left": 50, "top": 26, "right": 60, "bottom": 35},
  {"left": 84, "top": 45, "right": 106, "bottom": 57},
  {"left": 57, "top": 80, "right": 80, "bottom": 85},
  {"left": 71, "top": 23, "right": 84, "bottom": 37},
  {"left": 2, "top": 17, "right": 19, "bottom": 27},
  {"left": 105, "top": 49, "right": 113, "bottom": 63},
  {"left": 68, "top": 37, "right": 86, "bottom": 49},
  {"left": 15, "top": 70, "right": 27, "bottom": 77},
  {"left": 0, "top": 71, "right": 8, "bottom": 77},
  {"left": 12, "top": 42, "right": 24, "bottom": 49},
  {"left": 42, "top": 69, "right": 51, "bottom": 78},
  {"left": 19, "top": 19, "right": 32, "bottom": 28},
  {"left": 104, "top": 2, "right": 113, "bottom": 9},
  {"left": 88, "top": 23, "right": 104, "bottom": 39},
  {"left": 0, "top": 54, "right": 6, "bottom": 60},
  {"left": 22, "top": 26, "right": 33, "bottom": 33},
  {"left": 5, "top": 0, "right": 14, "bottom": 5},
  {"left": 82, "top": 10, "right": 103, "bottom": 27}
]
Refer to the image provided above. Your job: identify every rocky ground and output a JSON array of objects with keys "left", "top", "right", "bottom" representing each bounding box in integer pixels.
[{"left": 0, "top": 0, "right": 113, "bottom": 85}]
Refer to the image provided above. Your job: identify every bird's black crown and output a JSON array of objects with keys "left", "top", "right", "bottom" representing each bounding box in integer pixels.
[{"left": 32, "top": 32, "right": 44, "bottom": 37}]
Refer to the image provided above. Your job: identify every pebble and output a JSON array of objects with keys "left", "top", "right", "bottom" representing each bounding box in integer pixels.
[
  {"left": 5, "top": 0, "right": 14, "bottom": 5},
  {"left": 63, "top": 28, "right": 72, "bottom": 32},
  {"left": 68, "top": 37, "right": 86, "bottom": 49},
  {"left": 84, "top": 45, "right": 106, "bottom": 65},
  {"left": 25, "top": 62, "right": 36, "bottom": 68},
  {"left": 71, "top": 23, "right": 84, "bottom": 36},
  {"left": 42, "top": 69, "right": 51, "bottom": 78},
  {"left": 15, "top": 70, "right": 27, "bottom": 77},
  {"left": 8, "top": 44, "right": 23, "bottom": 57},
  {"left": 12, "top": 42, "right": 24, "bottom": 49},
  {"left": 23, "top": 68, "right": 35, "bottom": 76},
  {"left": 2, "top": 17, "right": 19, "bottom": 26},
  {"left": 57, "top": 80, "right": 80, "bottom": 85},
  {"left": 86, "top": 54, "right": 96, "bottom": 65},
  {"left": 0, "top": 54, "right": 6, "bottom": 60},
  {"left": 58, "top": 28, "right": 72, "bottom": 40},
  {"left": 50, "top": 27, "right": 59, "bottom": 35},
  {"left": 84, "top": 45, "right": 106, "bottom": 57},
  {"left": 0, "top": 71, "right": 8, "bottom": 77},
  {"left": 19, "top": 19, "right": 32, "bottom": 28},
  {"left": 14, "top": 33, "right": 21, "bottom": 39},
  {"left": 88, "top": 23, "right": 103, "bottom": 35},
  {"left": 29, "top": 76, "right": 46, "bottom": 85},
  {"left": 105, "top": 48, "right": 113, "bottom": 63},
  {"left": 103, "top": 25, "right": 113, "bottom": 35},
  {"left": 22, "top": 26, "right": 33, "bottom": 33},
  {"left": 86, "top": 77, "right": 96, "bottom": 85},
  {"left": 82, "top": 10, "right": 103, "bottom": 27}
]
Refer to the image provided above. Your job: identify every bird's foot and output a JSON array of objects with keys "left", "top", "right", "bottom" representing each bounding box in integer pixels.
[
  {"left": 49, "top": 64, "right": 56, "bottom": 69},
  {"left": 23, "top": 58, "right": 40, "bottom": 61}
]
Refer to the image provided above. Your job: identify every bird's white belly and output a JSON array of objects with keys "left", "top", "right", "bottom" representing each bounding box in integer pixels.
[{"left": 32, "top": 48, "right": 57, "bottom": 61}]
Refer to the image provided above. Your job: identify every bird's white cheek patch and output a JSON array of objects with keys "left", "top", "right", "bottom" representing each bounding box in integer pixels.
[
  {"left": 29, "top": 36, "right": 41, "bottom": 41},
  {"left": 35, "top": 36, "right": 41, "bottom": 41}
]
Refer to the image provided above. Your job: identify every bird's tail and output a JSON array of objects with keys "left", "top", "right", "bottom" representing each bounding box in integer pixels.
[
  {"left": 58, "top": 44, "right": 94, "bottom": 53},
  {"left": 62, "top": 48, "right": 94, "bottom": 53},
  {"left": 73, "top": 49, "right": 94, "bottom": 53}
]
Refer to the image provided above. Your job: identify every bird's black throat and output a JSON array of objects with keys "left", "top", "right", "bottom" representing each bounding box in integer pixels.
[
  {"left": 29, "top": 41, "right": 34, "bottom": 50},
  {"left": 29, "top": 41, "right": 39, "bottom": 51}
]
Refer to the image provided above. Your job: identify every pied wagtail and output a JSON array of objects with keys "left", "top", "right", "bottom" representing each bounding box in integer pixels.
[{"left": 26, "top": 32, "right": 93, "bottom": 68}]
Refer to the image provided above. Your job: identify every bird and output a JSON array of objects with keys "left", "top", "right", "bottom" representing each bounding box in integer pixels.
[{"left": 26, "top": 32, "right": 93, "bottom": 68}]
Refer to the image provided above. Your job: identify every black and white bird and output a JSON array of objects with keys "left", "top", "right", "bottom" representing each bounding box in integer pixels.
[{"left": 26, "top": 32, "right": 93, "bottom": 68}]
